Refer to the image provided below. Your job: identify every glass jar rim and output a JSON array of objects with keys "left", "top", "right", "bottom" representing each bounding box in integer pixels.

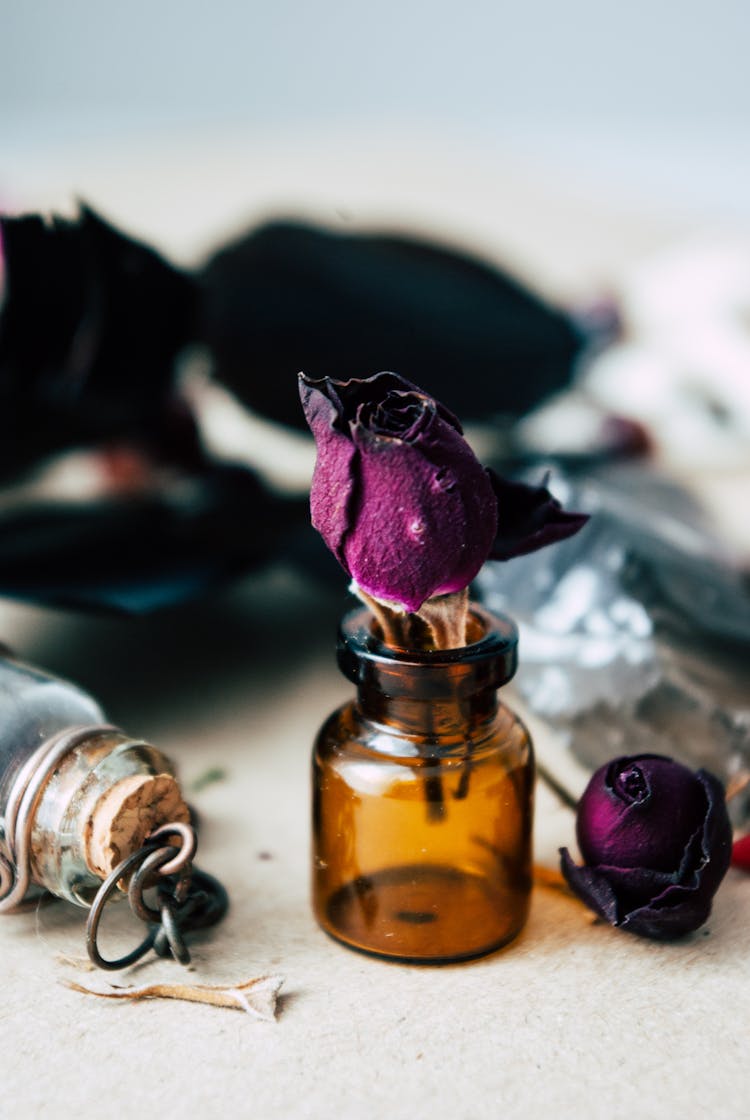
[{"left": 337, "top": 603, "right": 518, "bottom": 690}]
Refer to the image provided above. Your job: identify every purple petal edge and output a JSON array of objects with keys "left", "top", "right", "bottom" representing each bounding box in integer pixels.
[
  {"left": 489, "top": 473, "right": 589, "bottom": 561},
  {"left": 298, "top": 373, "right": 358, "bottom": 567},
  {"left": 560, "top": 847, "right": 620, "bottom": 926}
]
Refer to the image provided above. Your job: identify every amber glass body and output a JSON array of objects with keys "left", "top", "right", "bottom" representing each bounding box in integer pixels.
[{"left": 312, "top": 606, "right": 534, "bottom": 964}]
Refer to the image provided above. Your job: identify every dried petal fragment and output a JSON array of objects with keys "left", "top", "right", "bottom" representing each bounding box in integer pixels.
[{"left": 66, "top": 974, "right": 285, "bottom": 1020}]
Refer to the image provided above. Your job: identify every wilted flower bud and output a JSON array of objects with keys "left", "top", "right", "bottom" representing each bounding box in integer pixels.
[
  {"left": 299, "top": 371, "right": 588, "bottom": 614},
  {"left": 561, "top": 754, "right": 732, "bottom": 940}
]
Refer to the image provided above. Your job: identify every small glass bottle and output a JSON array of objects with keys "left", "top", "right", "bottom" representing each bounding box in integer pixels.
[
  {"left": 0, "top": 652, "right": 188, "bottom": 911},
  {"left": 312, "top": 605, "right": 534, "bottom": 964}
]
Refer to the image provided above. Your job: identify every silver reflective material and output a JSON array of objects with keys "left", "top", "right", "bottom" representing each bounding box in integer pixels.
[{"left": 478, "top": 466, "right": 750, "bottom": 818}]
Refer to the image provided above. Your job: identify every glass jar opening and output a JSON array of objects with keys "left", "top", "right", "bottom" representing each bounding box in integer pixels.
[{"left": 337, "top": 604, "right": 518, "bottom": 696}]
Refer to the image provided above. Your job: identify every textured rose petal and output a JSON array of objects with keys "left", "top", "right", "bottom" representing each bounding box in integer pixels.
[
  {"left": 345, "top": 407, "right": 496, "bottom": 611},
  {"left": 560, "top": 849, "right": 621, "bottom": 925},
  {"left": 617, "top": 889, "right": 713, "bottom": 940},
  {"left": 488, "top": 472, "right": 589, "bottom": 561},
  {"left": 560, "top": 853, "right": 713, "bottom": 940},
  {"left": 299, "top": 375, "right": 357, "bottom": 566},
  {"left": 577, "top": 755, "right": 707, "bottom": 872}
]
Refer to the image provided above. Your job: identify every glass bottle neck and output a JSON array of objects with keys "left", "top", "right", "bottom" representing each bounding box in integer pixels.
[
  {"left": 357, "top": 680, "right": 500, "bottom": 739},
  {"left": 338, "top": 604, "right": 518, "bottom": 741}
]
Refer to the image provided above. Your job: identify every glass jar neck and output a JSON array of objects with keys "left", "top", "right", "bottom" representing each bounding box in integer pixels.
[
  {"left": 357, "top": 681, "right": 501, "bottom": 740},
  {"left": 337, "top": 605, "right": 518, "bottom": 740}
]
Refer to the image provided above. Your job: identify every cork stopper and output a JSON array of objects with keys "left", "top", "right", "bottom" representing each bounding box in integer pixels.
[{"left": 85, "top": 772, "right": 191, "bottom": 879}]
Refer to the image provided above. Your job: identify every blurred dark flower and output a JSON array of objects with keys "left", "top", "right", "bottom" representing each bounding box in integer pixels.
[
  {"left": 0, "top": 205, "right": 198, "bottom": 478},
  {"left": 300, "top": 371, "right": 588, "bottom": 613},
  {"left": 0, "top": 452, "right": 309, "bottom": 613},
  {"left": 201, "top": 220, "right": 586, "bottom": 430},
  {"left": 0, "top": 205, "right": 594, "bottom": 615},
  {"left": 561, "top": 754, "right": 732, "bottom": 939}
]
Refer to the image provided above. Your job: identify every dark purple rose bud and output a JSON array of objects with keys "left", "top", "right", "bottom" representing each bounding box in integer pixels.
[
  {"left": 561, "top": 754, "right": 732, "bottom": 940},
  {"left": 299, "top": 371, "right": 498, "bottom": 612},
  {"left": 300, "top": 371, "right": 590, "bottom": 613}
]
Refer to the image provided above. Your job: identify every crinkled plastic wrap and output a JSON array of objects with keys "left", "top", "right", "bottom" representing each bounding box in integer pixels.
[{"left": 477, "top": 467, "right": 750, "bottom": 821}]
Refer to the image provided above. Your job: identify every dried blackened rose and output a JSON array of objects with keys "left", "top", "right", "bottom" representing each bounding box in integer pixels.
[
  {"left": 561, "top": 754, "right": 732, "bottom": 940},
  {"left": 0, "top": 205, "right": 198, "bottom": 476},
  {"left": 201, "top": 220, "right": 585, "bottom": 430},
  {"left": 300, "top": 371, "right": 588, "bottom": 613}
]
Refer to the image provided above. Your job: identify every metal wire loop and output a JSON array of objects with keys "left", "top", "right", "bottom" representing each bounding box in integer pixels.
[
  {"left": 86, "top": 822, "right": 228, "bottom": 971},
  {"left": 86, "top": 846, "right": 162, "bottom": 971},
  {"left": 128, "top": 846, "right": 192, "bottom": 925},
  {"left": 157, "top": 898, "right": 192, "bottom": 964},
  {"left": 146, "top": 821, "right": 197, "bottom": 877}
]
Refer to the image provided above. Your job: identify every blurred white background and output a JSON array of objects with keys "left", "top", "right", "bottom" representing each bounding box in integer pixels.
[{"left": 2, "top": 0, "right": 749, "bottom": 228}]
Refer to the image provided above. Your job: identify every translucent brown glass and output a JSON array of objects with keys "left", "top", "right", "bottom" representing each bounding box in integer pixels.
[{"left": 312, "top": 606, "right": 534, "bottom": 964}]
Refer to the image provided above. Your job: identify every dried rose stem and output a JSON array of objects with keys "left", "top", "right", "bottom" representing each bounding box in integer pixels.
[
  {"left": 415, "top": 589, "right": 469, "bottom": 650},
  {"left": 353, "top": 587, "right": 473, "bottom": 821},
  {"left": 358, "top": 585, "right": 583, "bottom": 819},
  {"left": 351, "top": 586, "right": 407, "bottom": 648}
]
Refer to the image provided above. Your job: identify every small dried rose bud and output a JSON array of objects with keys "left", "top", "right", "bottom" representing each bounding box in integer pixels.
[
  {"left": 299, "top": 371, "right": 588, "bottom": 614},
  {"left": 560, "top": 754, "right": 732, "bottom": 940}
]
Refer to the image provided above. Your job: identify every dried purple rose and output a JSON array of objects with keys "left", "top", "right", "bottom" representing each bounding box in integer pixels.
[
  {"left": 560, "top": 754, "right": 732, "bottom": 940},
  {"left": 299, "top": 371, "right": 588, "bottom": 615}
]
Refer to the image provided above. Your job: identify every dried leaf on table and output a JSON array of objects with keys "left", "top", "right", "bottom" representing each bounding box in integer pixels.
[{"left": 65, "top": 974, "right": 285, "bottom": 1020}]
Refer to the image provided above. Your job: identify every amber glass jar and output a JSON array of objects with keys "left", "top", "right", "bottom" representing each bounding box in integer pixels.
[{"left": 312, "top": 605, "right": 534, "bottom": 964}]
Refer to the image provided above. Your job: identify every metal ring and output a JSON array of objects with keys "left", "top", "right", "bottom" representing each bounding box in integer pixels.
[
  {"left": 128, "top": 846, "right": 186, "bottom": 924},
  {"left": 158, "top": 898, "right": 191, "bottom": 965},
  {"left": 86, "top": 847, "right": 159, "bottom": 971},
  {"left": 147, "top": 822, "right": 197, "bottom": 877}
]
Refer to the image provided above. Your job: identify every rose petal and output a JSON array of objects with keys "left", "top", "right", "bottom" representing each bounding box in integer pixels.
[
  {"left": 560, "top": 848, "right": 621, "bottom": 925},
  {"left": 299, "top": 371, "right": 498, "bottom": 611},
  {"left": 694, "top": 769, "right": 733, "bottom": 894},
  {"left": 618, "top": 885, "right": 713, "bottom": 940},
  {"left": 561, "top": 851, "right": 717, "bottom": 940},
  {"left": 488, "top": 473, "right": 589, "bottom": 561},
  {"left": 346, "top": 406, "right": 496, "bottom": 611},
  {"left": 577, "top": 755, "right": 708, "bottom": 872},
  {"left": 299, "top": 374, "right": 359, "bottom": 566}
]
